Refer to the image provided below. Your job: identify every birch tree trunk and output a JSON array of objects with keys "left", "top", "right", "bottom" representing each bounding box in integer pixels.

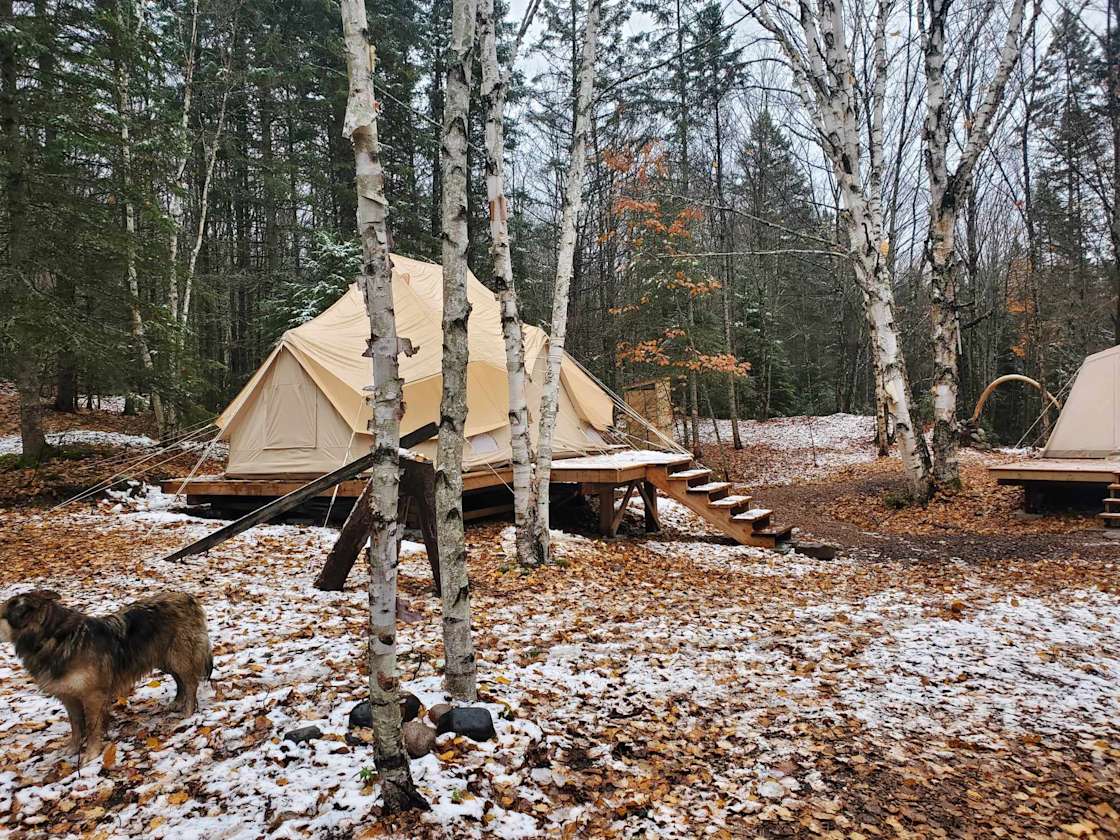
[
  {"left": 745, "top": 0, "right": 932, "bottom": 497},
  {"left": 479, "top": 0, "right": 540, "bottom": 563},
  {"left": 114, "top": 0, "right": 164, "bottom": 435},
  {"left": 436, "top": 0, "right": 478, "bottom": 701},
  {"left": 533, "top": 0, "right": 602, "bottom": 564},
  {"left": 339, "top": 0, "right": 426, "bottom": 813},
  {"left": 921, "top": 0, "right": 1032, "bottom": 491},
  {"left": 713, "top": 95, "right": 743, "bottom": 449}
]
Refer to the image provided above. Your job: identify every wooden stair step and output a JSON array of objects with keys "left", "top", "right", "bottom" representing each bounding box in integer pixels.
[
  {"left": 709, "top": 495, "right": 752, "bottom": 513},
  {"left": 1104, "top": 497, "right": 1120, "bottom": 505},
  {"left": 687, "top": 481, "right": 731, "bottom": 494},
  {"left": 1110, "top": 484, "right": 1120, "bottom": 491},
  {"left": 669, "top": 468, "right": 712, "bottom": 481},
  {"left": 754, "top": 524, "right": 793, "bottom": 540},
  {"left": 732, "top": 508, "right": 772, "bottom": 524},
  {"left": 1101, "top": 512, "right": 1120, "bottom": 520}
]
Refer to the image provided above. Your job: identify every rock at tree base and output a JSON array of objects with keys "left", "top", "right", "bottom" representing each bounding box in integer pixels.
[
  {"left": 402, "top": 720, "right": 437, "bottom": 758},
  {"left": 791, "top": 539, "right": 838, "bottom": 561},
  {"left": 348, "top": 692, "right": 422, "bottom": 729},
  {"left": 400, "top": 692, "right": 422, "bottom": 723},
  {"left": 435, "top": 707, "right": 496, "bottom": 742},
  {"left": 427, "top": 703, "right": 453, "bottom": 726},
  {"left": 348, "top": 701, "right": 371, "bottom": 729},
  {"left": 283, "top": 725, "right": 322, "bottom": 744}
]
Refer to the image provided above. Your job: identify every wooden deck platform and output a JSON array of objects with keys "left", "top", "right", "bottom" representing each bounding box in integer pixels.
[
  {"left": 162, "top": 450, "right": 797, "bottom": 548},
  {"left": 989, "top": 458, "right": 1120, "bottom": 528},
  {"left": 988, "top": 458, "right": 1120, "bottom": 485}
]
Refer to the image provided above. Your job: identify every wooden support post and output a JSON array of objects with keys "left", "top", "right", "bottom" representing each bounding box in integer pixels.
[
  {"left": 639, "top": 480, "right": 660, "bottom": 533},
  {"left": 610, "top": 481, "right": 639, "bottom": 534},
  {"left": 597, "top": 485, "right": 616, "bottom": 537},
  {"left": 315, "top": 456, "right": 441, "bottom": 593},
  {"left": 160, "top": 423, "right": 437, "bottom": 565},
  {"left": 400, "top": 456, "right": 441, "bottom": 592}
]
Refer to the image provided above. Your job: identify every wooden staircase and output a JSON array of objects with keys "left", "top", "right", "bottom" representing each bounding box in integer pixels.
[
  {"left": 1102, "top": 483, "right": 1120, "bottom": 531},
  {"left": 646, "top": 461, "right": 793, "bottom": 549}
]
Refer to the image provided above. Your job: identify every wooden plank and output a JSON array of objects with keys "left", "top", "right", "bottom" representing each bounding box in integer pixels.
[
  {"left": 639, "top": 480, "right": 660, "bottom": 533},
  {"left": 597, "top": 486, "right": 617, "bottom": 537},
  {"left": 160, "top": 451, "right": 379, "bottom": 562},
  {"left": 610, "top": 481, "right": 640, "bottom": 533},
  {"left": 159, "top": 424, "right": 438, "bottom": 564}
]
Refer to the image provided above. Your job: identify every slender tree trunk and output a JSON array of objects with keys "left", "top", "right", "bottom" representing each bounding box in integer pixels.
[
  {"left": 921, "top": 0, "right": 1032, "bottom": 490},
  {"left": 673, "top": 0, "right": 702, "bottom": 458},
  {"left": 339, "top": 0, "right": 426, "bottom": 813},
  {"left": 533, "top": 0, "right": 602, "bottom": 564},
  {"left": 436, "top": 0, "right": 479, "bottom": 702},
  {"left": 113, "top": 0, "right": 164, "bottom": 435},
  {"left": 713, "top": 96, "right": 742, "bottom": 449},
  {"left": 480, "top": 0, "right": 540, "bottom": 563}
]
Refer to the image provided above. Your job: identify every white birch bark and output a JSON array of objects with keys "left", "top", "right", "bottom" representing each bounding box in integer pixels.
[
  {"left": 479, "top": 0, "right": 540, "bottom": 564},
  {"left": 115, "top": 0, "right": 164, "bottom": 435},
  {"left": 533, "top": 0, "right": 602, "bottom": 562},
  {"left": 166, "top": 0, "right": 197, "bottom": 329},
  {"left": 921, "top": 0, "right": 1033, "bottom": 489},
  {"left": 339, "top": 0, "right": 425, "bottom": 812},
  {"left": 745, "top": 0, "right": 932, "bottom": 497},
  {"left": 436, "top": 0, "right": 478, "bottom": 701}
]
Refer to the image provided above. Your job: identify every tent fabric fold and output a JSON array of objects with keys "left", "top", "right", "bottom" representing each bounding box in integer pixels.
[{"left": 217, "top": 254, "right": 616, "bottom": 477}]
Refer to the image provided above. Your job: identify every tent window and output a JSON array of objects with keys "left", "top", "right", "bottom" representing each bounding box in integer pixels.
[{"left": 265, "top": 383, "right": 317, "bottom": 450}]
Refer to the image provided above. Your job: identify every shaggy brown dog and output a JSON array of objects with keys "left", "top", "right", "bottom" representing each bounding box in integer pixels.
[{"left": 0, "top": 589, "right": 213, "bottom": 763}]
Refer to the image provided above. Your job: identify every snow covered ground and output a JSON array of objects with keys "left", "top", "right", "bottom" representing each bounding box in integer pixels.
[
  {"left": 1, "top": 479, "right": 1118, "bottom": 837},
  {"left": 0, "top": 431, "right": 158, "bottom": 456}
]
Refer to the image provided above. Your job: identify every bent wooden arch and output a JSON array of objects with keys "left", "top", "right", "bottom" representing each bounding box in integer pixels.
[{"left": 970, "top": 374, "right": 1062, "bottom": 425}]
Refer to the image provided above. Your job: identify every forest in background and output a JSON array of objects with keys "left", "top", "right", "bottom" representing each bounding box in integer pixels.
[{"left": 1, "top": 0, "right": 1117, "bottom": 451}]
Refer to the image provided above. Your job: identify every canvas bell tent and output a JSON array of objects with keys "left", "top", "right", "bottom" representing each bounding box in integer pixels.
[
  {"left": 215, "top": 255, "right": 616, "bottom": 478},
  {"left": 1040, "top": 345, "right": 1120, "bottom": 460},
  {"left": 989, "top": 345, "right": 1120, "bottom": 525}
]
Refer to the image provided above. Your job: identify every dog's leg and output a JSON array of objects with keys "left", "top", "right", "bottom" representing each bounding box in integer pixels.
[
  {"left": 61, "top": 697, "right": 85, "bottom": 758},
  {"left": 171, "top": 673, "right": 186, "bottom": 711},
  {"left": 170, "top": 671, "right": 199, "bottom": 716},
  {"left": 79, "top": 691, "right": 108, "bottom": 764}
]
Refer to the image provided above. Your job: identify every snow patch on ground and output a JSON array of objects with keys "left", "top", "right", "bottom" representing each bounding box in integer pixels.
[
  {"left": 698, "top": 413, "right": 874, "bottom": 449},
  {"left": 0, "top": 431, "right": 159, "bottom": 455}
]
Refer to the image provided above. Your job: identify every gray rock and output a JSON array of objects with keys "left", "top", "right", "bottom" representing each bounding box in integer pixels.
[
  {"left": 284, "top": 725, "right": 322, "bottom": 744},
  {"left": 348, "top": 700, "right": 372, "bottom": 729},
  {"left": 435, "top": 706, "right": 496, "bottom": 742},
  {"left": 427, "top": 703, "right": 453, "bottom": 726},
  {"left": 348, "top": 693, "right": 422, "bottom": 729},
  {"left": 400, "top": 692, "right": 422, "bottom": 723},
  {"left": 402, "top": 720, "right": 437, "bottom": 758}
]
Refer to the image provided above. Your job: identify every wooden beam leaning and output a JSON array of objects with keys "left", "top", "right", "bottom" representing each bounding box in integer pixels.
[
  {"left": 159, "top": 423, "right": 438, "bottom": 564},
  {"left": 314, "top": 455, "right": 441, "bottom": 593}
]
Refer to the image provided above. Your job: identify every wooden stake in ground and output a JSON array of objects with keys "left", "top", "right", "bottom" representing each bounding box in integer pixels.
[
  {"left": 532, "top": 0, "right": 602, "bottom": 564},
  {"left": 436, "top": 0, "right": 479, "bottom": 701},
  {"left": 339, "top": 0, "right": 426, "bottom": 813},
  {"left": 480, "top": 0, "right": 540, "bottom": 564}
]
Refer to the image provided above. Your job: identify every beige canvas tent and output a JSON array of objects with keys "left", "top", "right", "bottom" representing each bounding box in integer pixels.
[
  {"left": 215, "top": 255, "right": 616, "bottom": 478},
  {"left": 1042, "top": 344, "right": 1120, "bottom": 460}
]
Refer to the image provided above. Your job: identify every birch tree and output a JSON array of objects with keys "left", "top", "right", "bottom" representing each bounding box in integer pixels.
[
  {"left": 744, "top": 0, "right": 933, "bottom": 497},
  {"left": 533, "top": 0, "right": 602, "bottom": 563},
  {"left": 114, "top": 0, "right": 165, "bottom": 435},
  {"left": 479, "top": 0, "right": 541, "bottom": 562},
  {"left": 436, "top": 0, "right": 479, "bottom": 701},
  {"left": 921, "top": 0, "right": 1035, "bottom": 490},
  {"left": 339, "top": 0, "right": 426, "bottom": 813}
]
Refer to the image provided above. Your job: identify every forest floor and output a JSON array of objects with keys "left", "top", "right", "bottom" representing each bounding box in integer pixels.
[{"left": 1, "top": 403, "right": 1118, "bottom": 839}]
